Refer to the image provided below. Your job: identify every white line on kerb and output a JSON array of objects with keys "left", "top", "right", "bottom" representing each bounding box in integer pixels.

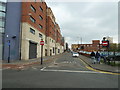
[
  {"left": 41, "top": 67, "right": 46, "bottom": 71},
  {"left": 42, "top": 69, "right": 100, "bottom": 73}
]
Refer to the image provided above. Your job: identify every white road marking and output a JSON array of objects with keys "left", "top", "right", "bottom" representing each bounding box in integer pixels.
[
  {"left": 40, "top": 67, "right": 46, "bottom": 71},
  {"left": 74, "top": 62, "right": 76, "bottom": 63},
  {"left": 32, "top": 67, "right": 37, "bottom": 69},
  {"left": 48, "top": 65, "right": 58, "bottom": 67},
  {"left": 41, "top": 69, "right": 100, "bottom": 74},
  {"left": 0, "top": 67, "right": 11, "bottom": 70},
  {"left": 18, "top": 66, "right": 24, "bottom": 69}
]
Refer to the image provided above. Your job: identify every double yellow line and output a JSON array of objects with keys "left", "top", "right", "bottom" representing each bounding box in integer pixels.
[{"left": 79, "top": 57, "right": 120, "bottom": 75}]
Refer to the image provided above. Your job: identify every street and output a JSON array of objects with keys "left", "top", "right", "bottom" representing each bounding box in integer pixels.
[{"left": 2, "top": 52, "right": 119, "bottom": 88}]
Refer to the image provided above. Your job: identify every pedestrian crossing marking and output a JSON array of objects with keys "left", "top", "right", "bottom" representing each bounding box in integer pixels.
[{"left": 41, "top": 67, "right": 46, "bottom": 71}]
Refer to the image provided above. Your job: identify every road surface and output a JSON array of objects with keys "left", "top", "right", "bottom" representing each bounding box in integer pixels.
[{"left": 2, "top": 52, "right": 119, "bottom": 88}]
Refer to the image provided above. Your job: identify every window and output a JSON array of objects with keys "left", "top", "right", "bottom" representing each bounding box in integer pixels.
[
  {"left": 30, "top": 16, "right": 35, "bottom": 23},
  {"left": 97, "top": 45, "right": 100, "bottom": 47},
  {"left": 39, "top": 24, "right": 43, "bottom": 29},
  {"left": 0, "top": 27, "right": 4, "bottom": 33},
  {"left": 0, "top": 12, "right": 5, "bottom": 17},
  {"left": 40, "top": 6, "right": 43, "bottom": 12},
  {"left": 30, "top": 28, "right": 35, "bottom": 34},
  {"left": 58, "top": 49, "right": 60, "bottom": 53},
  {"left": 0, "top": 5, "right": 5, "bottom": 11},
  {"left": 39, "top": 33, "right": 42, "bottom": 38},
  {"left": 30, "top": 5, "right": 36, "bottom": 12},
  {"left": 39, "top": 15, "right": 43, "bottom": 20},
  {"left": 53, "top": 47, "right": 54, "bottom": 53},
  {"left": 0, "top": 21, "right": 4, "bottom": 27}
]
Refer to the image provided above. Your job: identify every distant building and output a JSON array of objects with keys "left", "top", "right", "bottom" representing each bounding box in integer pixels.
[
  {"left": 0, "top": 1, "right": 6, "bottom": 60},
  {"left": 71, "top": 40, "right": 102, "bottom": 52},
  {"left": 61, "top": 37, "right": 65, "bottom": 52},
  {"left": 65, "top": 43, "right": 69, "bottom": 51},
  {"left": 106, "top": 36, "right": 113, "bottom": 43}
]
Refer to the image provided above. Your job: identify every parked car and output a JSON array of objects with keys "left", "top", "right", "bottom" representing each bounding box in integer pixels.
[{"left": 72, "top": 52, "right": 79, "bottom": 57}]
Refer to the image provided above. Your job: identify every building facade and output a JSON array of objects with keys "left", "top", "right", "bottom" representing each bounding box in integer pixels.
[
  {"left": 0, "top": 1, "right": 6, "bottom": 60},
  {"left": 3, "top": 1, "right": 64, "bottom": 60},
  {"left": 46, "top": 7, "right": 56, "bottom": 56},
  {"left": 46, "top": 7, "right": 64, "bottom": 56},
  {"left": 21, "top": 2, "right": 47, "bottom": 60}
]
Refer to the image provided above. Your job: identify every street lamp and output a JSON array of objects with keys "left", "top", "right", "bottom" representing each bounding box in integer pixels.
[
  {"left": 6, "top": 34, "right": 16, "bottom": 63},
  {"left": 6, "top": 35, "right": 10, "bottom": 63}
]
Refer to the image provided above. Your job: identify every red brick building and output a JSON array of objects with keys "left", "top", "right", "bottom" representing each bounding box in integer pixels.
[
  {"left": 72, "top": 40, "right": 103, "bottom": 52},
  {"left": 46, "top": 14, "right": 55, "bottom": 40},
  {"left": 55, "top": 23, "right": 62, "bottom": 44},
  {"left": 22, "top": 2, "right": 47, "bottom": 35},
  {"left": 21, "top": 1, "right": 64, "bottom": 59}
]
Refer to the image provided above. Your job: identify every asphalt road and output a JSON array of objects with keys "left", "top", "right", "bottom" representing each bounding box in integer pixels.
[{"left": 2, "top": 52, "right": 119, "bottom": 88}]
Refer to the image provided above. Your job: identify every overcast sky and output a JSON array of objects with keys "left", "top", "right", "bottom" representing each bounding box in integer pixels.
[
  {"left": 1, "top": 0, "right": 118, "bottom": 47},
  {"left": 46, "top": 0, "right": 118, "bottom": 47}
]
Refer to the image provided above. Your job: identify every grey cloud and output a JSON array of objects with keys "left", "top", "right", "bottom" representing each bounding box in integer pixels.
[{"left": 46, "top": 2, "right": 118, "bottom": 46}]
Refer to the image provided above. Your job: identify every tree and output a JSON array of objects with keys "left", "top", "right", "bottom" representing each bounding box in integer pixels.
[
  {"left": 117, "top": 43, "right": 120, "bottom": 52},
  {"left": 109, "top": 43, "right": 117, "bottom": 52}
]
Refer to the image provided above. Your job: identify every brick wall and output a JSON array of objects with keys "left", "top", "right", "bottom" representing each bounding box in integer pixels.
[{"left": 21, "top": 2, "right": 47, "bottom": 35}]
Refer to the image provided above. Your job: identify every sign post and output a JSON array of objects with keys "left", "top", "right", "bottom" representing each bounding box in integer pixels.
[
  {"left": 40, "top": 39, "right": 44, "bottom": 65},
  {"left": 102, "top": 37, "right": 109, "bottom": 56},
  {"left": 8, "top": 40, "right": 10, "bottom": 63}
]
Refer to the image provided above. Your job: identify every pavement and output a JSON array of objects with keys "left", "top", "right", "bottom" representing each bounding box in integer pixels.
[
  {"left": 79, "top": 55, "right": 120, "bottom": 73},
  {"left": 1, "top": 53, "right": 63, "bottom": 70},
  {"left": 1, "top": 52, "right": 120, "bottom": 73}
]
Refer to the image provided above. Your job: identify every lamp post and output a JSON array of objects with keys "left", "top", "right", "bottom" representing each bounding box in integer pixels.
[
  {"left": 7, "top": 40, "right": 10, "bottom": 63},
  {"left": 6, "top": 35, "right": 10, "bottom": 63}
]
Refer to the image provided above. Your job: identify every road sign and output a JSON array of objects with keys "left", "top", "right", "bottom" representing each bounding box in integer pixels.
[
  {"left": 102, "top": 41, "right": 108, "bottom": 46},
  {"left": 40, "top": 41, "right": 44, "bottom": 45},
  {"left": 7, "top": 40, "right": 10, "bottom": 46}
]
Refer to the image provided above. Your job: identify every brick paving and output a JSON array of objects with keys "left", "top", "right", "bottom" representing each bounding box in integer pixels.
[{"left": 2, "top": 53, "right": 64, "bottom": 70}]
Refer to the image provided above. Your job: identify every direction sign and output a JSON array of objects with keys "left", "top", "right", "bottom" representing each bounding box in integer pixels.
[{"left": 40, "top": 41, "right": 44, "bottom": 45}]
